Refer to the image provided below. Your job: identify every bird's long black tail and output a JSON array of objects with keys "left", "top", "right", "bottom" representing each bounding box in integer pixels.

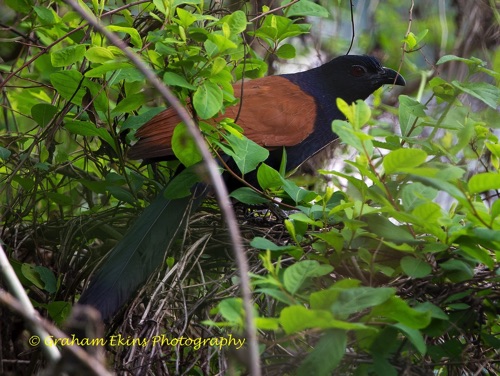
[{"left": 78, "top": 183, "right": 208, "bottom": 321}]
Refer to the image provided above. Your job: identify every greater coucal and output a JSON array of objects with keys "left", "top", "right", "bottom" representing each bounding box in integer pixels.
[{"left": 78, "top": 55, "right": 405, "bottom": 320}]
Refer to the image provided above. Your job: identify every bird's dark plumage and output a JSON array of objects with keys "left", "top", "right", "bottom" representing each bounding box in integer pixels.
[{"left": 78, "top": 55, "right": 405, "bottom": 320}]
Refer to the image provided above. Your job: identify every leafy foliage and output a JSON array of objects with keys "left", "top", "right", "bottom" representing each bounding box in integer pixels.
[{"left": 0, "top": 1, "right": 498, "bottom": 375}]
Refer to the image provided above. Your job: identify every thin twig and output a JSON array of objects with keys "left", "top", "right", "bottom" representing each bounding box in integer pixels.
[
  {"left": 345, "top": 0, "right": 355, "bottom": 55},
  {"left": 248, "top": 0, "right": 301, "bottom": 22},
  {"left": 396, "top": 0, "right": 414, "bottom": 81},
  {"left": 0, "top": 243, "right": 61, "bottom": 363},
  {"left": 0, "top": 289, "right": 111, "bottom": 376},
  {"left": 63, "top": 1, "right": 261, "bottom": 375}
]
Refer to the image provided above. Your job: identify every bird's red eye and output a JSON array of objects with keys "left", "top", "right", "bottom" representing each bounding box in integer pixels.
[{"left": 350, "top": 65, "right": 366, "bottom": 77}]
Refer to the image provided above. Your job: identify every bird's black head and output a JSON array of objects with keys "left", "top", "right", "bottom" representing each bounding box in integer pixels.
[{"left": 295, "top": 55, "right": 406, "bottom": 105}]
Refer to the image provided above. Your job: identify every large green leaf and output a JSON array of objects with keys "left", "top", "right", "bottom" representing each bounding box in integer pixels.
[
  {"left": 51, "top": 45, "right": 86, "bottom": 67},
  {"left": 371, "top": 296, "right": 432, "bottom": 329},
  {"left": 65, "top": 120, "right": 117, "bottom": 153},
  {"left": 193, "top": 81, "right": 223, "bottom": 119},
  {"left": 284, "top": 0, "right": 330, "bottom": 18},
  {"left": 280, "top": 306, "right": 367, "bottom": 335},
  {"left": 283, "top": 260, "right": 333, "bottom": 295},
  {"left": 257, "top": 163, "right": 282, "bottom": 190},
  {"left": 218, "top": 132, "right": 269, "bottom": 175},
  {"left": 229, "top": 187, "right": 269, "bottom": 204},
  {"left": 31, "top": 103, "right": 58, "bottom": 127},
  {"left": 400, "top": 256, "right": 432, "bottom": 278},
  {"left": 452, "top": 81, "right": 500, "bottom": 109},
  {"left": 171, "top": 122, "right": 203, "bottom": 167},
  {"left": 50, "top": 70, "right": 86, "bottom": 104},
  {"left": 468, "top": 172, "right": 500, "bottom": 194},
  {"left": 331, "top": 287, "right": 395, "bottom": 317},
  {"left": 384, "top": 148, "right": 428, "bottom": 174},
  {"left": 297, "top": 330, "right": 347, "bottom": 376}
]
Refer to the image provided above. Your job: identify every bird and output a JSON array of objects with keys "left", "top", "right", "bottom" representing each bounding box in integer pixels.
[{"left": 78, "top": 55, "right": 405, "bottom": 321}]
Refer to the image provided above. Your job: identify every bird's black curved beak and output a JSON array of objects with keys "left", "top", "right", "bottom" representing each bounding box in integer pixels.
[{"left": 382, "top": 67, "right": 406, "bottom": 86}]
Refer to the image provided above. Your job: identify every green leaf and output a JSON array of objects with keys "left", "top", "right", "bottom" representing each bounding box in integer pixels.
[
  {"left": 176, "top": 7, "right": 197, "bottom": 28},
  {"left": 400, "top": 256, "right": 432, "bottom": 278},
  {"left": 309, "top": 280, "right": 363, "bottom": 310},
  {"left": 280, "top": 177, "right": 317, "bottom": 204},
  {"left": 85, "top": 46, "right": 115, "bottom": 63},
  {"left": 288, "top": 212, "right": 323, "bottom": 227},
  {"left": 373, "top": 355, "right": 398, "bottom": 376},
  {"left": 234, "top": 58, "right": 268, "bottom": 80},
  {"left": 46, "top": 192, "right": 73, "bottom": 206},
  {"left": 284, "top": 0, "right": 330, "bottom": 18},
  {"left": 205, "top": 33, "right": 237, "bottom": 55},
  {"left": 402, "top": 32, "right": 417, "bottom": 50},
  {"left": 412, "top": 202, "right": 443, "bottom": 225},
  {"left": 34, "top": 5, "right": 57, "bottom": 24},
  {"left": 456, "top": 234, "right": 500, "bottom": 270},
  {"left": 153, "top": 0, "right": 168, "bottom": 15},
  {"left": 312, "top": 230, "right": 344, "bottom": 253},
  {"left": 79, "top": 179, "right": 107, "bottom": 194},
  {"left": 211, "top": 57, "right": 227, "bottom": 76},
  {"left": 436, "top": 55, "right": 475, "bottom": 65},
  {"left": 280, "top": 306, "right": 330, "bottom": 334},
  {"left": 12, "top": 176, "right": 35, "bottom": 190},
  {"left": 336, "top": 98, "right": 371, "bottom": 129},
  {"left": 122, "top": 108, "right": 164, "bottom": 132},
  {"left": 257, "top": 163, "right": 282, "bottom": 190},
  {"left": 229, "top": 187, "right": 269, "bottom": 205},
  {"left": 250, "top": 237, "right": 297, "bottom": 251},
  {"left": 171, "top": 122, "right": 203, "bottom": 167},
  {"left": 276, "top": 43, "right": 296, "bottom": 59},
  {"left": 384, "top": 148, "right": 428, "bottom": 174},
  {"left": 440, "top": 259, "right": 474, "bottom": 283},
  {"left": 372, "top": 296, "right": 432, "bottom": 329},
  {"left": 107, "top": 186, "right": 136, "bottom": 204},
  {"left": 111, "top": 92, "right": 145, "bottom": 115},
  {"left": 452, "top": 81, "right": 500, "bottom": 109},
  {"left": 21, "top": 264, "right": 44, "bottom": 289},
  {"left": 50, "top": 70, "right": 85, "bottom": 104},
  {"left": 31, "top": 103, "right": 58, "bottom": 127},
  {"left": 280, "top": 306, "right": 364, "bottom": 334},
  {"left": 218, "top": 298, "right": 244, "bottom": 324},
  {"left": 51, "top": 45, "right": 86, "bottom": 67},
  {"left": 398, "top": 95, "right": 427, "bottom": 136},
  {"left": 297, "top": 330, "right": 346, "bottom": 376},
  {"left": 331, "top": 287, "right": 395, "bottom": 317},
  {"left": 163, "top": 71, "right": 197, "bottom": 90},
  {"left": 410, "top": 176, "right": 468, "bottom": 205},
  {"left": 85, "top": 62, "right": 135, "bottom": 78},
  {"left": 401, "top": 182, "right": 438, "bottom": 211},
  {"left": 393, "top": 324, "right": 427, "bottom": 354},
  {"left": 107, "top": 25, "right": 142, "bottom": 48},
  {"left": 220, "top": 132, "right": 269, "bottom": 175},
  {"left": 34, "top": 266, "right": 57, "bottom": 294},
  {"left": 414, "top": 302, "right": 448, "bottom": 321},
  {"left": 65, "top": 120, "right": 117, "bottom": 153},
  {"left": 256, "top": 287, "right": 296, "bottom": 305},
  {"left": 283, "top": 260, "right": 333, "bottom": 294},
  {"left": 364, "top": 214, "right": 416, "bottom": 243},
  {"left": 5, "top": 0, "right": 31, "bottom": 13},
  {"left": 193, "top": 81, "right": 223, "bottom": 119},
  {"left": 46, "top": 301, "right": 71, "bottom": 325},
  {"left": 255, "top": 317, "right": 280, "bottom": 331},
  {"left": 0, "top": 147, "right": 11, "bottom": 160},
  {"left": 223, "top": 10, "right": 248, "bottom": 34},
  {"left": 468, "top": 172, "right": 500, "bottom": 194},
  {"left": 163, "top": 165, "right": 202, "bottom": 199},
  {"left": 331, "top": 120, "right": 366, "bottom": 154}
]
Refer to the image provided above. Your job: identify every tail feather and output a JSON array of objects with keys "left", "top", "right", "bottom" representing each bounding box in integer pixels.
[{"left": 78, "top": 184, "right": 208, "bottom": 321}]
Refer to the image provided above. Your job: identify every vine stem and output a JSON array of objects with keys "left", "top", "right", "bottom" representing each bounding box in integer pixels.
[{"left": 64, "top": 1, "right": 261, "bottom": 375}]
